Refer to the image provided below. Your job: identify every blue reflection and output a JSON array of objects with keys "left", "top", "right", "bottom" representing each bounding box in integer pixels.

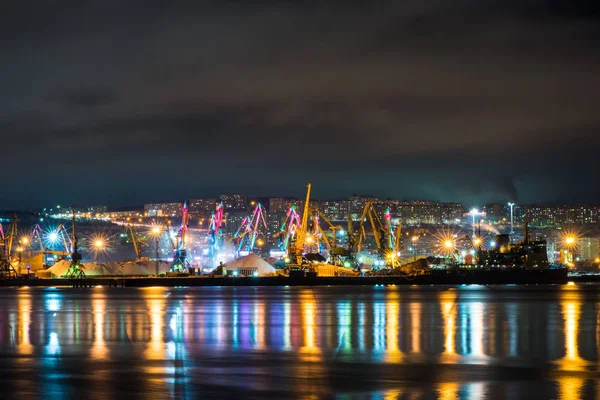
[
  {"left": 358, "top": 302, "right": 365, "bottom": 351},
  {"left": 337, "top": 301, "right": 351, "bottom": 352},
  {"left": 232, "top": 300, "right": 239, "bottom": 348},
  {"left": 46, "top": 332, "right": 60, "bottom": 356},
  {"left": 373, "top": 302, "right": 386, "bottom": 353}
]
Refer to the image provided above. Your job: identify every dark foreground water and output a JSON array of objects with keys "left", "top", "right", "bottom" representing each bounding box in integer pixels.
[{"left": 1, "top": 284, "right": 599, "bottom": 399}]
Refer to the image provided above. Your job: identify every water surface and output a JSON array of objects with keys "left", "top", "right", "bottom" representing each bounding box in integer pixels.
[{"left": 1, "top": 284, "right": 599, "bottom": 399}]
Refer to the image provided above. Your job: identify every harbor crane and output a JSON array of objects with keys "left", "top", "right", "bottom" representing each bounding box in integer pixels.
[
  {"left": 0, "top": 216, "right": 18, "bottom": 277},
  {"left": 273, "top": 205, "right": 302, "bottom": 251},
  {"left": 234, "top": 203, "right": 268, "bottom": 255},
  {"left": 287, "top": 183, "right": 312, "bottom": 267},
  {"left": 125, "top": 224, "right": 148, "bottom": 260},
  {"left": 206, "top": 202, "right": 224, "bottom": 267},
  {"left": 170, "top": 202, "right": 191, "bottom": 273},
  {"left": 65, "top": 211, "right": 85, "bottom": 278},
  {"left": 353, "top": 204, "right": 402, "bottom": 269}
]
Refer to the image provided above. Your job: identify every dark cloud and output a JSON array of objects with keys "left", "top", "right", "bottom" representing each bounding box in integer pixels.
[
  {"left": 0, "top": 0, "right": 599, "bottom": 208},
  {"left": 59, "top": 88, "right": 119, "bottom": 108}
]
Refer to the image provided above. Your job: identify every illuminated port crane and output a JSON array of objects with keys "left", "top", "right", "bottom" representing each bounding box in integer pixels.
[
  {"left": 206, "top": 202, "right": 224, "bottom": 267},
  {"left": 273, "top": 205, "right": 302, "bottom": 252},
  {"left": 65, "top": 211, "right": 85, "bottom": 278},
  {"left": 171, "top": 202, "right": 191, "bottom": 273},
  {"left": 355, "top": 204, "right": 401, "bottom": 269},
  {"left": 288, "top": 183, "right": 312, "bottom": 266},
  {"left": 0, "top": 216, "right": 18, "bottom": 278},
  {"left": 125, "top": 224, "right": 148, "bottom": 260},
  {"left": 309, "top": 208, "right": 346, "bottom": 265},
  {"left": 234, "top": 203, "right": 268, "bottom": 255}
]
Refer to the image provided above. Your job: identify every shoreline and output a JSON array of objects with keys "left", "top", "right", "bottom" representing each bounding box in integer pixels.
[{"left": 0, "top": 270, "right": 576, "bottom": 287}]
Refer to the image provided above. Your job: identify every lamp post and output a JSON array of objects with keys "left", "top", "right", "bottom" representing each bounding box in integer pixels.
[
  {"left": 151, "top": 226, "right": 161, "bottom": 275},
  {"left": 508, "top": 202, "right": 515, "bottom": 237},
  {"left": 16, "top": 246, "right": 23, "bottom": 276},
  {"left": 470, "top": 208, "right": 479, "bottom": 238},
  {"left": 411, "top": 236, "right": 419, "bottom": 261},
  {"left": 93, "top": 239, "right": 104, "bottom": 261},
  {"left": 444, "top": 239, "right": 454, "bottom": 264}
]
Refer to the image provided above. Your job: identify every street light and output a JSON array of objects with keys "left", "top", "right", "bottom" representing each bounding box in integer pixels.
[
  {"left": 16, "top": 246, "right": 23, "bottom": 275},
  {"left": 470, "top": 208, "right": 479, "bottom": 238},
  {"left": 508, "top": 202, "right": 515, "bottom": 236},
  {"left": 150, "top": 226, "right": 162, "bottom": 275},
  {"left": 411, "top": 236, "right": 419, "bottom": 261}
]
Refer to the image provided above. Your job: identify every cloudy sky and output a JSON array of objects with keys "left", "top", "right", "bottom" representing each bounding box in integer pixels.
[{"left": 1, "top": 0, "right": 599, "bottom": 209}]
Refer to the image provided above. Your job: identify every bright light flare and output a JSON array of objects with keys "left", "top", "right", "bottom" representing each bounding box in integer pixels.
[
  {"left": 89, "top": 234, "right": 111, "bottom": 255},
  {"left": 47, "top": 231, "right": 60, "bottom": 244},
  {"left": 473, "top": 237, "right": 482, "bottom": 246},
  {"left": 434, "top": 228, "right": 459, "bottom": 257},
  {"left": 20, "top": 236, "right": 30, "bottom": 245},
  {"left": 560, "top": 228, "right": 582, "bottom": 250}
]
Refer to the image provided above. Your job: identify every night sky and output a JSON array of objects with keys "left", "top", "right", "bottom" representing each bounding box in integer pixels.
[{"left": 2, "top": 1, "right": 599, "bottom": 209}]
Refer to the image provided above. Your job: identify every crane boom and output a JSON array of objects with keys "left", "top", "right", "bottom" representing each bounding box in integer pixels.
[{"left": 293, "top": 183, "right": 311, "bottom": 264}]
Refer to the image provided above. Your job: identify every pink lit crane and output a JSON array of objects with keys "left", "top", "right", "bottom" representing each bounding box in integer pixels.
[
  {"left": 273, "top": 205, "right": 302, "bottom": 252},
  {"left": 234, "top": 203, "right": 268, "bottom": 254}
]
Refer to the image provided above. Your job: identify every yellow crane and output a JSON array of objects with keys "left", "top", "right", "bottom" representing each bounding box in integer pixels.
[
  {"left": 5, "top": 213, "right": 18, "bottom": 261},
  {"left": 311, "top": 208, "right": 343, "bottom": 250},
  {"left": 125, "top": 224, "right": 149, "bottom": 260},
  {"left": 290, "top": 183, "right": 311, "bottom": 265},
  {"left": 356, "top": 202, "right": 386, "bottom": 254},
  {"left": 354, "top": 203, "right": 403, "bottom": 268}
]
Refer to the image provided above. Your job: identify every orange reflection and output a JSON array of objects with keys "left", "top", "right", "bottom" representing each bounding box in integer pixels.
[
  {"left": 300, "top": 300, "right": 321, "bottom": 360},
  {"left": 382, "top": 389, "right": 404, "bottom": 399},
  {"left": 437, "top": 382, "right": 459, "bottom": 400},
  {"left": 385, "top": 300, "right": 402, "bottom": 362},
  {"left": 144, "top": 287, "right": 167, "bottom": 360},
  {"left": 556, "top": 289, "right": 585, "bottom": 400},
  {"left": 91, "top": 293, "right": 108, "bottom": 360},
  {"left": 17, "top": 289, "right": 33, "bottom": 355},
  {"left": 410, "top": 302, "right": 421, "bottom": 354},
  {"left": 440, "top": 291, "right": 457, "bottom": 357}
]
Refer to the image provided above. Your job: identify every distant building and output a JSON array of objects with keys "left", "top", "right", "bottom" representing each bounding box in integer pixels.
[
  {"left": 108, "top": 210, "right": 144, "bottom": 220},
  {"left": 144, "top": 202, "right": 182, "bottom": 217},
  {"left": 318, "top": 200, "right": 350, "bottom": 221},
  {"left": 348, "top": 195, "right": 380, "bottom": 220},
  {"left": 223, "top": 210, "right": 248, "bottom": 235},
  {"left": 189, "top": 198, "right": 217, "bottom": 215},
  {"left": 87, "top": 205, "right": 108, "bottom": 214},
  {"left": 578, "top": 237, "right": 600, "bottom": 261},
  {"left": 220, "top": 194, "right": 247, "bottom": 211},
  {"left": 269, "top": 198, "right": 292, "bottom": 213}
]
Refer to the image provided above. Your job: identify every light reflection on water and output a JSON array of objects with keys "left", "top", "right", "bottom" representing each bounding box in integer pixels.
[{"left": 0, "top": 285, "right": 600, "bottom": 399}]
